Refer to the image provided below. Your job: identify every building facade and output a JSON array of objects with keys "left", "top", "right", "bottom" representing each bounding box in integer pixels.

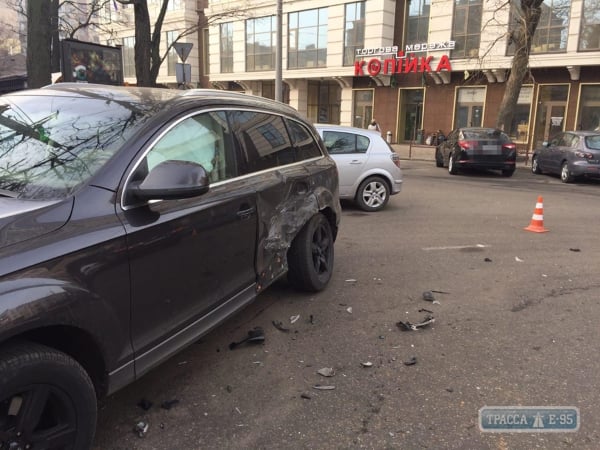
[{"left": 207, "top": 0, "right": 600, "bottom": 152}]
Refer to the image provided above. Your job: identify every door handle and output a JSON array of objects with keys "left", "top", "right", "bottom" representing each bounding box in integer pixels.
[
  {"left": 237, "top": 206, "right": 256, "bottom": 220},
  {"left": 350, "top": 160, "right": 362, "bottom": 164}
]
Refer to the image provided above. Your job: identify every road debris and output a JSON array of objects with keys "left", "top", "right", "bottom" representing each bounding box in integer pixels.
[
  {"left": 160, "top": 399, "right": 179, "bottom": 410},
  {"left": 229, "top": 327, "right": 265, "bottom": 350},
  {"left": 134, "top": 421, "right": 149, "bottom": 438},
  {"left": 422, "top": 291, "right": 441, "bottom": 305},
  {"left": 484, "top": 257, "right": 492, "bottom": 262},
  {"left": 290, "top": 315, "right": 300, "bottom": 324},
  {"left": 137, "top": 398, "right": 153, "bottom": 411},
  {"left": 313, "top": 385, "right": 336, "bottom": 390},
  {"left": 361, "top": 361, "right": 373, "bottom": 368},
  {"left": 301, "top": 393, "right": 312, "bottom": 399},
  {"left": 569, "top": 248, "right": 581, "bottom": 252},
  {"left": 403, "top": 356, "right": 417, "bottom": 366},
  {"left": 397, "top": 314, "right": 435, "bottom": 331},
  {"left": 272, "top": 320, "right": 290, "bottom": 333},
  {"left": 346, "top": 307, "right": 353, "bottom": 314},
  {"left": 317, "top": 367, "right": 335, "bottom": 377},
  {"left": 515, "top": 256, "right": 524, "bottom": 262}
]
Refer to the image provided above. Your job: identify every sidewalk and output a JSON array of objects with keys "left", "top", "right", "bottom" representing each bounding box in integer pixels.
[{"left": 391, "top": 143, "right": 530, "bottom": 167}]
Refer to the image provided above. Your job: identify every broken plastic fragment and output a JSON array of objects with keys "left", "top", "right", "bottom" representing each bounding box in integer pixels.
[
  {"left": 272, "top": 320, "right": 290, "bottom": 333},
  {"left": 403, "top": 356, "right": 417, "bottom": 366},
  {"left": 515, "top": 256, "right": 524, "bottom": 262},
  {"left": 346, "top": 307, "right": 353, "bottom": 314},
  {"left": 229, "top": 327, "right": 265, "bottom": 350},
  {"left": 134, "top": 421, "right": 149, "bottom": 438},
  {"left": 290, "top": 315, "right": 300, "bottom": 324},
  {"left": 569, "top": 248, "right": 581, "bottom": 252},
  {"left": 361, "top": 362, "right": 373, "bottom": 368},
  {"left": 317, "top": 367, "right": 335, "bottom": 377},
  {"left": 397, "top": 315, "right": 435, "bottom": 331},
  {"left": 313, "top": 385, "right": 335, "bottom": 390}
]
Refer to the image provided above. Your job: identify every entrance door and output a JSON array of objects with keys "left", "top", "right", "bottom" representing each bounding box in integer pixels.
[{"left": 533, "top": 85, "right": 569, "bottom": 148}]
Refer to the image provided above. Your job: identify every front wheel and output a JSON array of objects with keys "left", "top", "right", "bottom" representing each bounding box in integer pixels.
[
  {"left": 0, "top": 341, "right": 97, "bottom": 450},
  {"left": 561, "top": 161, "right": 574, "bottom": 183},
  {"left": 531, "top": 155, "right": 542, "bottom": 174},
  {"left": 355, "top": 176, "right": 390, "bottom": 212},
  {"left": 288, "top": 213, "right": 334, "bottom": 292}
]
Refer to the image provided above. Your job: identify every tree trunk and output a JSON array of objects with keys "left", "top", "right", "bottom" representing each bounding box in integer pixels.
[
  {"left": 50, "top": 0, "right": 61, "bottom": 74},
  {"left": 134, "top": 0, "right": 153, "bottom": 86},
  {"left": 26, "top": 1, "right": 52, "bottom": 88}
]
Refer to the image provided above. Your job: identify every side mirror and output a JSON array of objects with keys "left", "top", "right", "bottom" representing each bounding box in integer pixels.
[{"left": 130, "top": 160, "right": 210, "bottom": 201}]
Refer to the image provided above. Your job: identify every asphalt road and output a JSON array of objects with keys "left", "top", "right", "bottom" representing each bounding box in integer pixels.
[{"left": 92, "top": 162, "right": 600, "bottom": 450}]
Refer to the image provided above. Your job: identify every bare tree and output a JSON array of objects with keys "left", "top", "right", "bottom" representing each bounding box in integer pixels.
[{"left": 494, "top": 0, "right": 545, "bottom": 131}]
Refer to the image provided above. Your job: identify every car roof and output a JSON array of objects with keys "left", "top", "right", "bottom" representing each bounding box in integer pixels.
[
  {"left": 32, "top": 83, "right": 301, "bottom": 117},
  {"left": 314, "top": 123, "right": 383, "bottom": 137}
]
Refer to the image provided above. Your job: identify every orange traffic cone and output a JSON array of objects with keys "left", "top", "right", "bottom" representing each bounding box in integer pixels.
[{"left": 524, "top": 196, "right": 549, "bottom": 233}]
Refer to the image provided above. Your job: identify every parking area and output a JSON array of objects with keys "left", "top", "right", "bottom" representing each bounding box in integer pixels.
[{"left": 92, "top": 160, "right": 600, "bottom": 449}]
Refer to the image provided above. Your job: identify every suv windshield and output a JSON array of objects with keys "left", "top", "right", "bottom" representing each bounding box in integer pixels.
[{"left": 0, "top": 92, "right": 150, "bottom": 200}]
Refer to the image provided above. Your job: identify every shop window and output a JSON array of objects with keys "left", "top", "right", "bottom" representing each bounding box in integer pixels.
[
  {"left": 577, "top": 85, "right": 600, "bottom": 130},
  {"left": 352, "top": 89, "right": 374, "bottom": 129},
  {"left": 451, "top": 0, "right": 482, "bottom": 59},
  {"left": 220, "top": 23, "right": 234, "bottom": 73},
  {"left": 165, "top": 31, "right": 178, "bottom": 77},
  {"left": 579, "top": 0, "right": 600, "bottom": 50},
  {"left": 344, "top": 2, "right": 365, "bottom": 66},
  {"left": 454, "top": 87, "right": 485, "bottom": 128},
  {"left": 507, "top": 86, "right": 534, "bottom": 142},
  {"left": 531, "top": 0, "right": 570, "bottom": 53},
  {"left": 406, "top": 0, "right": 430, "bottom": 47},
  {"left": 288, "top": 8, "right": 328, "bottom": 69},
  {"left": 246, "top": 16, "right": 276, "bottom": 72}
]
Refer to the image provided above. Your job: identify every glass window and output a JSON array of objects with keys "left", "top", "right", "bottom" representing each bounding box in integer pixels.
[
  {"left": 454, "top": 87, "right": 485, "bottom": 128},
  {"left": 578, "top": 85, "right": 600, "bottom": 130},
  {"left": 146, "top": 112, "right": 235, "bottom": 183},
  {"left": 122, "top": 36, "right": 135, "bottom": 78},
  {"left": 286, "top": 119, "right": 322, "bottom": 160},
  {"left": 580, "top": 0, "right": 600, "bottom": 50},
  {"left": 246, "top": 16, "right": 276, "bottom": 71},
  {"left": 288, "top": 8, "right": 328, "bottom": 69},
  {"left": 406, "top": 0, "right": 430, "bottom": 46},
  {"left": 165, "top": 31, "right": 178, "bottom": 77},
  {"left": 228, "top": 111, "right": 295, "bottom": 173},
  {"left": 451, "top": 0, "right": 483, "bottom": 58},
  {"left": 220, "top": 22, "right": 233, "bottom": 73},
  {"left": 506, "top": 86, "right": 533, "bottom": 142},
  {"left": 531, "top": 0, "right": 570, "bottom": 52},
  {"left": 344, "top": 2, "right": 365, "bottom": 66},
  {"left": 352, "top": 89, "right": 374, "bottom": 129},
  {"left": 322, "top": 131, "right": 369, "bottom": 154}
]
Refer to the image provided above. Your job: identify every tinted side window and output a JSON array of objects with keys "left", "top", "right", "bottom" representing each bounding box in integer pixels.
[
  {"left": 146, "top": 111, "right": 236, "bottom": 183},
  {"left": 322, "top": 131, "right": 369, "bottom": 154},
  {"left": 286, "top": 119, "right": 322, "bottom": 160},
  {"left": 229, "top": 111, "right": 295, "bottom": 174}
]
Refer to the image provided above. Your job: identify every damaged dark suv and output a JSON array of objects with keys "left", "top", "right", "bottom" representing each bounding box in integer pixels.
[{"left": 0, "top": 84, "right": 340, "bottom": 448}]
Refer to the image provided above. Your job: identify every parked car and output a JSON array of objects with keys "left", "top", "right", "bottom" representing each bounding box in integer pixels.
[
  {"left": 435, "top": 127, "right": 517, "bottom": 177},
  {"left": 531, "top": 131, "right": 600, "bottom": 183},
  {"left": 314, "top": 124, "right": 402, "bottom": 212},
  {"left": 0, "top": 83, "right": 341, "bottom": 448}
]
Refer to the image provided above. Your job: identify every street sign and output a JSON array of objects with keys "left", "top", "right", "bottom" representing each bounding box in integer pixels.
[
  {"left": 175, "top": 63, "right": 191, "bottom": 85},
  {"left": 173, "top": 42, "right": 193, "bottom": 62}
]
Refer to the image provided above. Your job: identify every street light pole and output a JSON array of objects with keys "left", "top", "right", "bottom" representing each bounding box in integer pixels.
[{"left": 275, "top": 0, "right": 283, "bottom": 102}]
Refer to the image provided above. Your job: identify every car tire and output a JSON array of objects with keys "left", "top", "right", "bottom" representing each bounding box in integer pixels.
[
  {"left": 448, "top": 153, "right": 458, "bottom": 175},
  {"left": 501, "top": 169, "right": 515, "bottom": 177},
  {"left": 531, "top": 155, "right": 542, "bottom": 174},
  {"left": 560, "top": 161, "right": 574, "bottom": 183},
  {"left": 0, "top": 341, "right": 97, "bottom": 450},
  {"left": 355, "top": 176, "right": 390, "bottom": 212},
  {"left": 288, "top": 213, "right": 334, "bottom": 292},
  {"left": 435, "top": 149, "right": 444, "bottom": 167}
]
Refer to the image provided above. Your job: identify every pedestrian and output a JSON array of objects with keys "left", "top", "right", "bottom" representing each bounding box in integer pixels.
[{"left": 368, "top": 119, "right": 381, "bottom": 134}]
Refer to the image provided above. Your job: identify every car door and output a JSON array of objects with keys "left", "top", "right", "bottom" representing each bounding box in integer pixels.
[
  {"left": 546, "top": 133, "right": 567, "bottom": 173},
  {"left": 442, "top": 130, "right": 458, "bottom": 164},
  {"left": 321, "top": 130, "right": 369, "bottom": 197},
  {"left": 119, "top": 110, "right": 258, "bottom": 369}
]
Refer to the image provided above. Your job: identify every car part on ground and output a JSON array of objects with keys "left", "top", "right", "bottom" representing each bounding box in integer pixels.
[{"left": 314, "top": 124, "right": 402, "bottom": 212}]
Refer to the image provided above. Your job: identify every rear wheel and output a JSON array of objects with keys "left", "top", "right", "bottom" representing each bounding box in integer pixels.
[
  {"left": 560, "top": 161, "right": 574, "bottom": 183},
  {"left": 448, "top": 153, "right": 458, "bottom": 175},
  {"left": 288, "top": 213, "right": 334, "bottom": 292},
  {"left": 435, "top": 149, "right": 444, "bottom": 167},
  {"left": 531, "top": 155, "right": 542, "bottom": 174},
  {"left": 0, "top": 341, "right": 97, "bottom": 450},
  {"left": 355, "top": 176, "right": 390, "bottom": 212}
]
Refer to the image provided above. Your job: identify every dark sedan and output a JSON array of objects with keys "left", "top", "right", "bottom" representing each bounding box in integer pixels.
[
  {"left": 435, "top": 127, "right": 517, "bottom": 177},
  {"left": 0, "top": 84, "right": 341, "bottom": 449},
  {"left": 531, "top": 131, "right": 600, "bottom": 183}
]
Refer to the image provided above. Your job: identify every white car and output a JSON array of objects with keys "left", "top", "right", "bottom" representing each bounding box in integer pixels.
[{"left": 315, "top": 124, "right": 403, "bottom": 212}]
